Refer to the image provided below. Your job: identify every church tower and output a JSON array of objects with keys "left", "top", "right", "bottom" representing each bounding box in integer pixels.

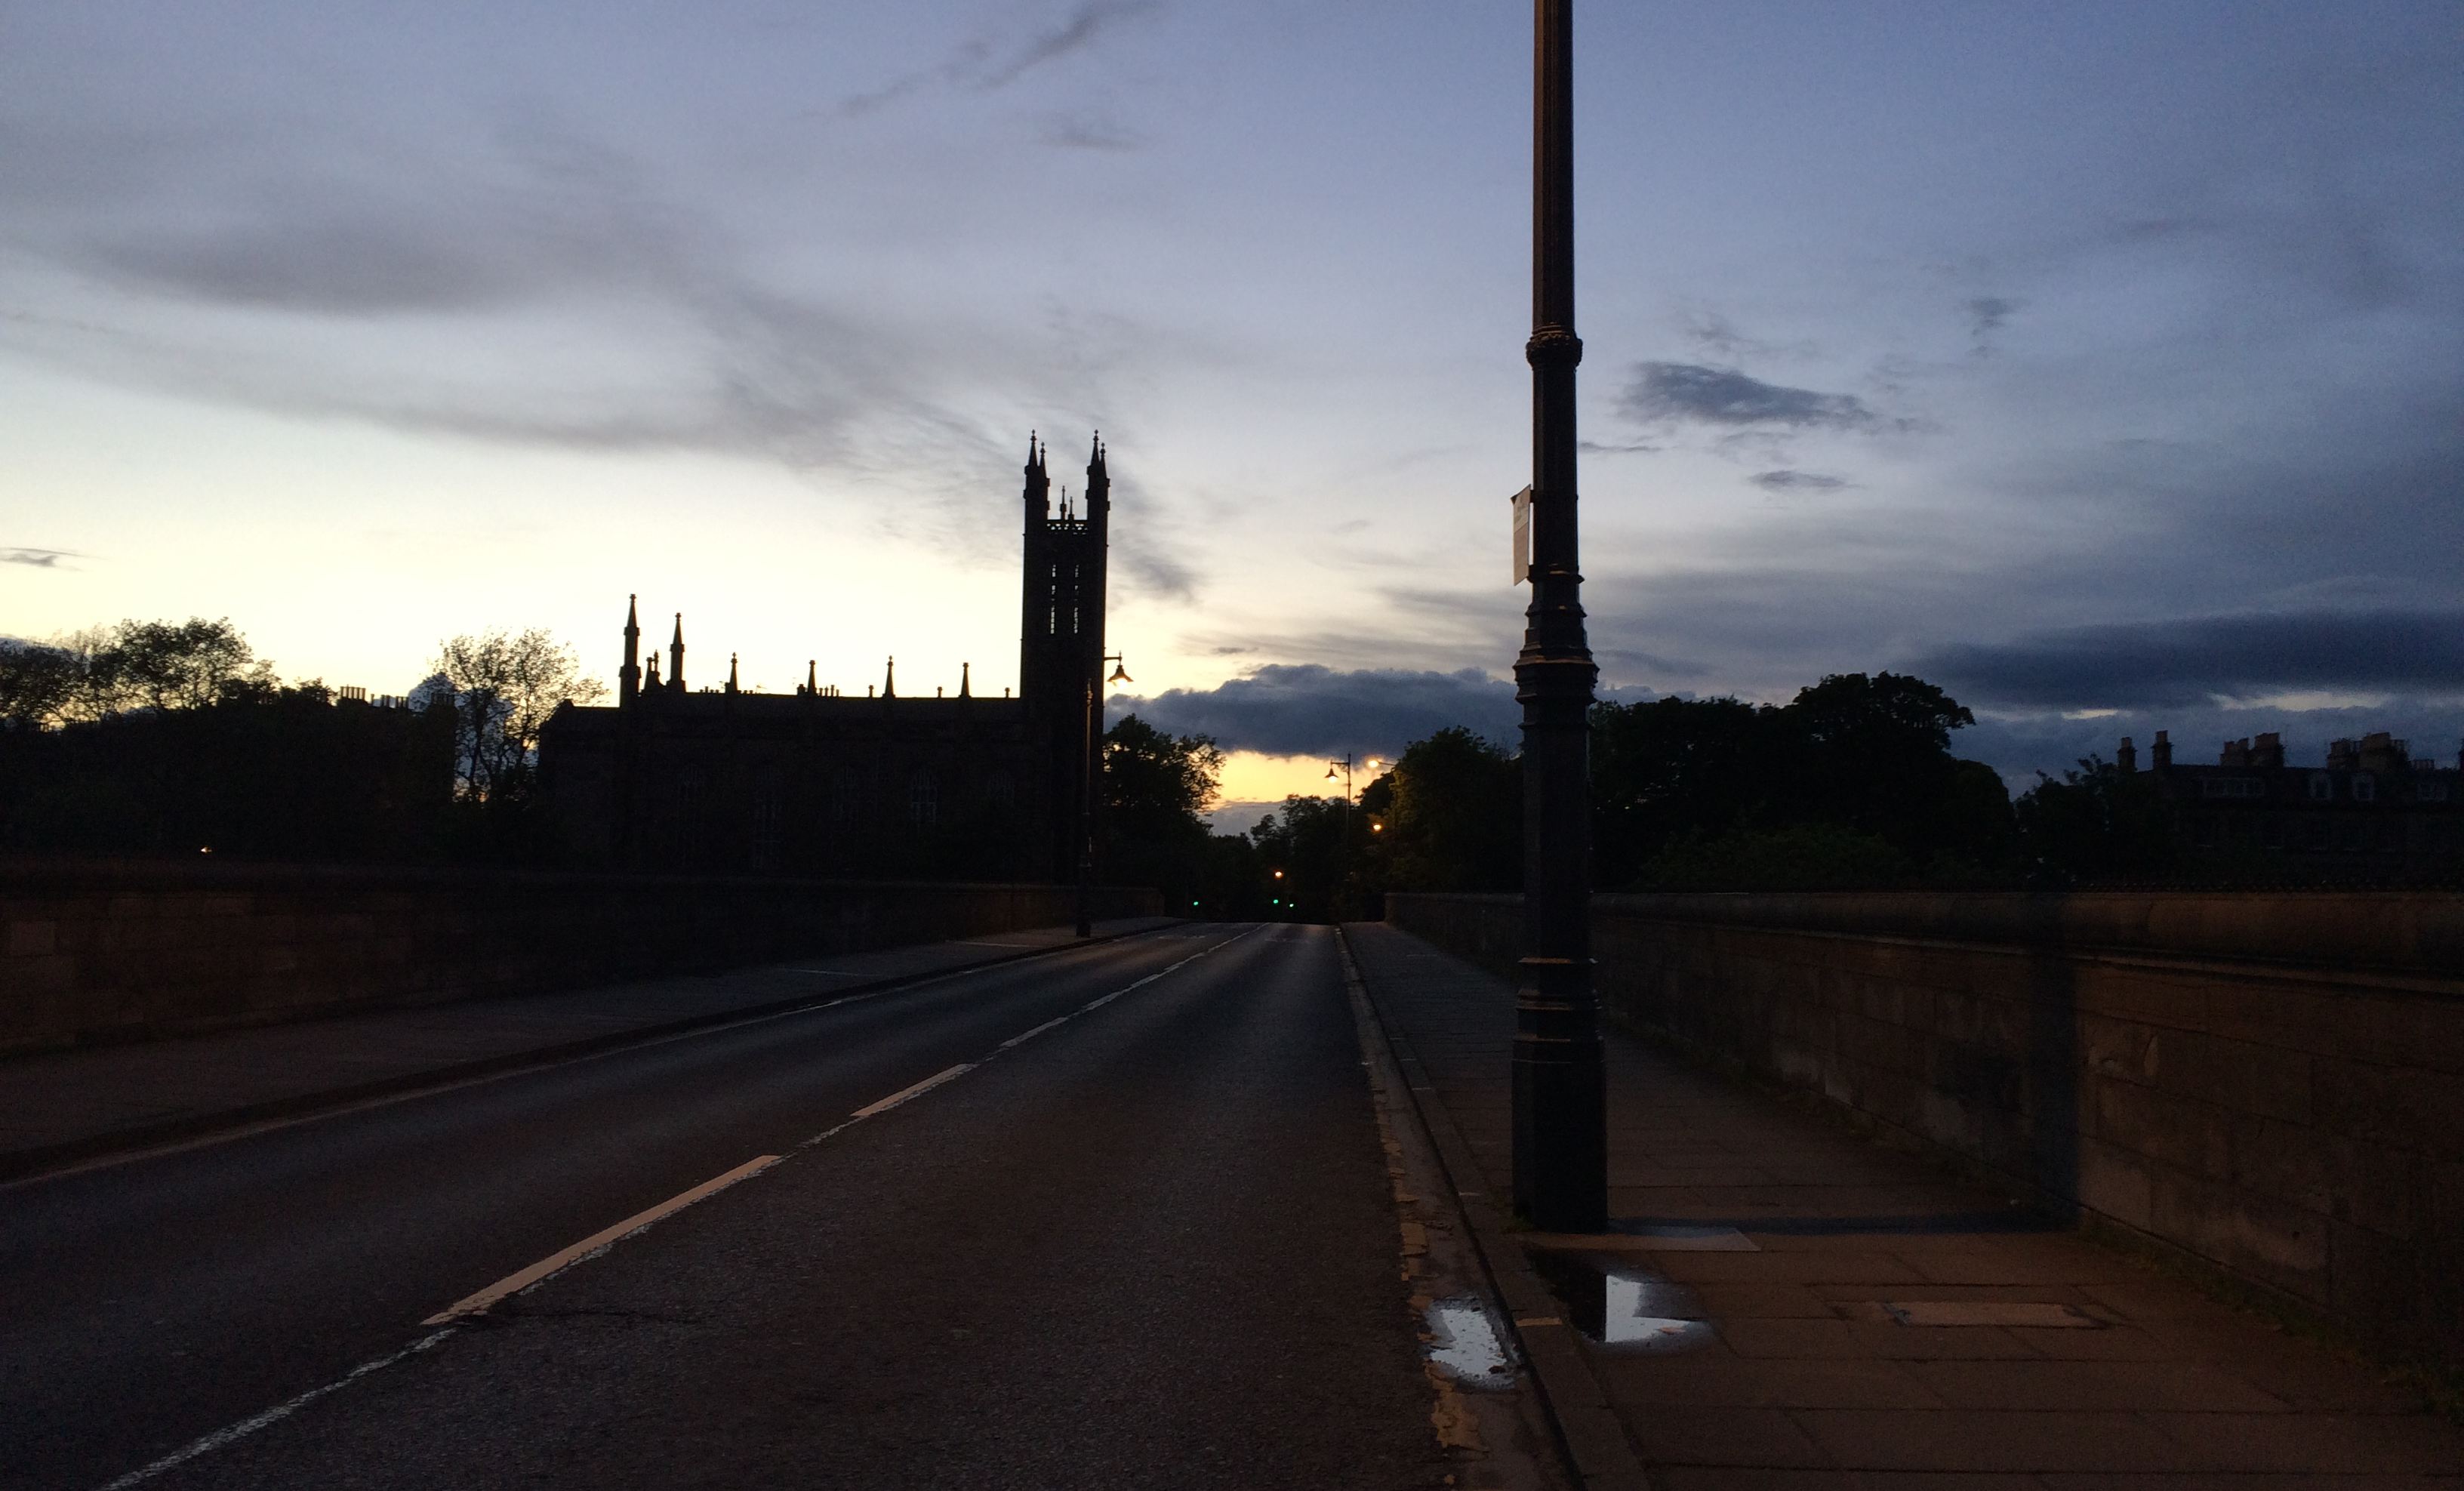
[{"left": 1018, "top": 433, "right": 1112, "bottom": 880}]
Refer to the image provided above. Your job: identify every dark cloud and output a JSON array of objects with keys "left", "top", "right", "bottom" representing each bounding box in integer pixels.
[
  {"left": 1748, "top": 470, "right": 1851, "bottom": 494},
  {"left": 1110, "top": 664, "right": 1520, "bottom": 758},
  {"left": 979, "top": 1, "right": 1163, "bottom": 90},
  {"left": 79, "top": 209, "right": 538, "bottom": 315},
  {"left": 1580, "top": 438, "right": 1660, "bottom": 455},
  {"left": 1677, "top": 312, "right": 1811, "bottom": 362},
  {"left": 1619, "top": 362, "right": 1877, "bottom": 431},
  {"left": 840, "top": 1, "right": 1161, "bottom": 117},
  {"left": 1040, "top": 114, "right": 1142, "bottom": 151},
  {"left": 2, "top": 547, "right": 73, "bottom": 568},
  {"left": 1964, "top": 295, "right": 2020, "bottom": 349},
  {"left": 1912, "top": 607, "right": 2464, "bottom": 710}
]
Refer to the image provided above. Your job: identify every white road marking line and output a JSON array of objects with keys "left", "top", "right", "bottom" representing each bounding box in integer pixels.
[
  {"left": 998, "top": 1016, "right": 1070, "bottom": 1049},
  {"left": 801, "top": 922, "right": 1266, "bottom": 1144},
  {"left": 849, "top": 1063, "right": 974, "bottom": 1120},
  {"left": 93, "top": 1328, "right": 459, "bottom": 1491},
  {"left": 421, "top": 1153, "right": 782, "bottom": 1325}
]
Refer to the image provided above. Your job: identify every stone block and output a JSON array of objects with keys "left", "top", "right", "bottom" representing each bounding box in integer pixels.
[
  {"left": 2081, "top": 1013, "right": 2161, "bottom": 1087},
  {"left": 2148, "top": 1166, "right": 2330, "bottom": 1305},
  {"left": 2166, "top": 1029, "right": 2310, "bottom": 1125},
  {"left": 2088, "top": 1073, "right": 2227, "bottom": 1179},
  {"left": 2072, "top": 961, "right": 2202, "bottom": 1028},
  {"left": 2327, "top": 1217, "right": 2432, "bottom": 1348},
  {"left": 2314, "top": 1056, "right": 2464, "bottom": 1161}
]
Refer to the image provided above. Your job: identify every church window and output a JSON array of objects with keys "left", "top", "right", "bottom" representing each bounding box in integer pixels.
[{"left": 910, "top": 770, "right": 938, "bottom": 827}]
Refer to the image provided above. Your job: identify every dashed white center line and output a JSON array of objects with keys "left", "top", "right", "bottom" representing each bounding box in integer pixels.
[
  {"left": 849, "top": 1063, "right": 974, "bottom": 1120},
  {"left": 421, "top": 1151, "right": 784, "bottom": 1325}
]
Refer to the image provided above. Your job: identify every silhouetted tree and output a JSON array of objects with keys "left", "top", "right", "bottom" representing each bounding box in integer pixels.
[
  {"left": 1591, "top": 673, "right": 2013, "bottom": 889},
  {"left": 0, "top": 639, "right": 81, "bottom": 730},
  {"left": 1373, "top": 727, "right": 1521, "bottom": 893},
  {"left": 2013, "top": 755, "right": 2179, "bottom": 885},
  {"left": 1249, "top": 796, "right": 1350, "bottom": 921},
  {"left": 430, "top": 630, "right": 605, "bottom": 804},
  {"left": 89, "top": 618, "right": 278, "bottom": 714},
  {"left": 1099, "top": 713, "right": 1226, "bottom": 907}
]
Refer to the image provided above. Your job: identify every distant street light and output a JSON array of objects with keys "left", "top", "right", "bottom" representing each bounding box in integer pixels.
[
  {"left": 1077, "top": 652, "right": 1131, "bottom": 938},
  {"left": 1512, "top": 0, "right": 1607, "bottom": 1231}
]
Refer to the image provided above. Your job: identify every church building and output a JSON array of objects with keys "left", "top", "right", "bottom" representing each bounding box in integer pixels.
[{"left": 539, "top": 434, "right": 1112, "bottom": 881}]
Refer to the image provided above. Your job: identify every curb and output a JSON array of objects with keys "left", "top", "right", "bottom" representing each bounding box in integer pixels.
[
  {"left": 1, "top": 922, "right": 1176, "bottom": 1186},
  {"left": 1337, "top": 925, "right": 1651, "bottom": 1491}
]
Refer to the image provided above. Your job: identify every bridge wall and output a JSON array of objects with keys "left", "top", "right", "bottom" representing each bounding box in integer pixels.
[
  {"left": 1, "top": 860, "right": 1163, "bottom": 1056},
  {"left": 1384, "top": 890, "right": 2464, "bottom": 1365}
]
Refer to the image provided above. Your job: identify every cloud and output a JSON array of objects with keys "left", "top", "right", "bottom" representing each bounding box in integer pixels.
[
  {"left": 1963, "top": 295, "right": 2021, "bottom": 353},
  {"left": 1619, "top": 362, "right": 1878, "bottom": 431},
  {"left": 1748, "top": 470, "right": 1851, "bottom": 494},
  {"left": 78, "top": 208, "right": 543, "bottom": 316},
  {"left": 1040, "top": 113, "right": 1143, "bottom": 151},
  {"left": 979, "top": 1, "right": 1163, "bottom": 90},
  {"left": 1912, "top": 607, "right": 2464, "bottom": 711},
  {"left": 839, "top": 1, "right": 1162, "bottom": 117},
  {"left": 2, "top": 547, "right": 74, "bottom": 568},
  {"left": 1111, "top": 664, "right": 1520, "bottom": 757},
  {"left": 1964, "top": 296, "right": 2020, "bottom": 337}
]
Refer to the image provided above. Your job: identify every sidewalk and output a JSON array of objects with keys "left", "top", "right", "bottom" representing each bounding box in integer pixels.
[
  {"left": 1343, "top": 922, "right": 2464, "bottom": 1487},
  {"left": 0, "top": 916, "right": 1176, "bottom": 1181}
]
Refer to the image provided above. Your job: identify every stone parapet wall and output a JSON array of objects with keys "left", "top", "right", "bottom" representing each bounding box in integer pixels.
[
  {"left": 1385, "top": 889, "right": 2464, "bottom": 1366},
  {"left": 2, "top": 858, "right": 1162, "bottom": 1055}
]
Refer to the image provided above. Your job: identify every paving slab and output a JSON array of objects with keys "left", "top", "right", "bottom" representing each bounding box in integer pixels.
[
  {"left": 1343, "top": 921, "right": 2464, "bottom": 1483},
  {"left": 0, "top": 916, "right": 1175, "bottom": 1178}
]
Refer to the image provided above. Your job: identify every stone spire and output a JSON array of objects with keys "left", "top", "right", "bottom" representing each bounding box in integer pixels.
[{"left": 620, "top": 594, "right": 642, "bottom": 707}]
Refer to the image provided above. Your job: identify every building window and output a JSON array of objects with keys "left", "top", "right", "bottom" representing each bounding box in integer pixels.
[
  {"left": 2419, "top": 781, "right": 2450, "bottom": 802},
  {"left": 2202, "top": 778, "right": 2262, "bottom": 799},
  {"left": 2308, "top": 773, "right": 2332, "bottom": 801},
  {"left": 910, "top": 770, "right": 938, "bottom": 827},
  {"left": 831, "top": 772, "right": 861, "bottom": 823},
  {"left": 2353, "top": 775, "right": 2376, "bottom": 803}
]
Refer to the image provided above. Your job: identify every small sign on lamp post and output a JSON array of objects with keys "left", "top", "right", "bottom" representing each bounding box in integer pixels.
[{"left": 1510, "top": 485, "right": 1532, "bottom": 584}]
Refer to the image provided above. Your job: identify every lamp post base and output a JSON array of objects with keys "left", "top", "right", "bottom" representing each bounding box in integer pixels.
[{"left": 1510, "top": 954, "right": 1606, "bottom": 1231}]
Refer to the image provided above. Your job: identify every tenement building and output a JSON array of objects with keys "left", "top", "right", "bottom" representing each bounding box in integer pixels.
[
  {"left": 540, "top": 435, "right": 1112, "bottom": 880},
  {"left": 2116, "top": 729, "right": 2462, "bottom": 867}
]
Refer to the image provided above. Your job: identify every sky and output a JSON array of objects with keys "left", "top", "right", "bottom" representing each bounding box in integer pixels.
[{"left": 4, "top": 2, "right": 2459, "bottom": 828}]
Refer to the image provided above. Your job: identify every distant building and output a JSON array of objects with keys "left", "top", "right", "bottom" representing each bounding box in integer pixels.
[
  {"left": 540, "top": 435, "right": 1113, "bottom": 880},
  {"left": 2117, "top": 728, "right": 2463, "bottom": 867}
]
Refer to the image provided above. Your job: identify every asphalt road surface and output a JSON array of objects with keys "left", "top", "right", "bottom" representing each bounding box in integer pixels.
[{"left": 1, "top": 923, "right": 1457, "bottom": 1489}]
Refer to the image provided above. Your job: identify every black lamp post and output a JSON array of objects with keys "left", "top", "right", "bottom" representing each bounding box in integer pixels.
[
  {"left": 1322, "top": 753, "right": 1382, "bottom": 920},
  {"left": 1511, "top": 0, "right": 1607, "bottom": 1231},
  {"left": 1076, "top": 653, "right": 1131, "bottom": 938}
]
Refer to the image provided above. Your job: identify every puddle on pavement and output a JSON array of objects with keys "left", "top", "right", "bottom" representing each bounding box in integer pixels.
[
  {"left": 1423, "top": 1295, "right": 1517, "bottom": 1389},
  {"left": 1526, "top": 1250, "right": 1717, "bottom": 1351}
]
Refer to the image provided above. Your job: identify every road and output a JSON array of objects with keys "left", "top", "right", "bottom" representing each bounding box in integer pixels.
[{"left": 0, "top": 923, "right": 1459, "bottom": 1489}]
